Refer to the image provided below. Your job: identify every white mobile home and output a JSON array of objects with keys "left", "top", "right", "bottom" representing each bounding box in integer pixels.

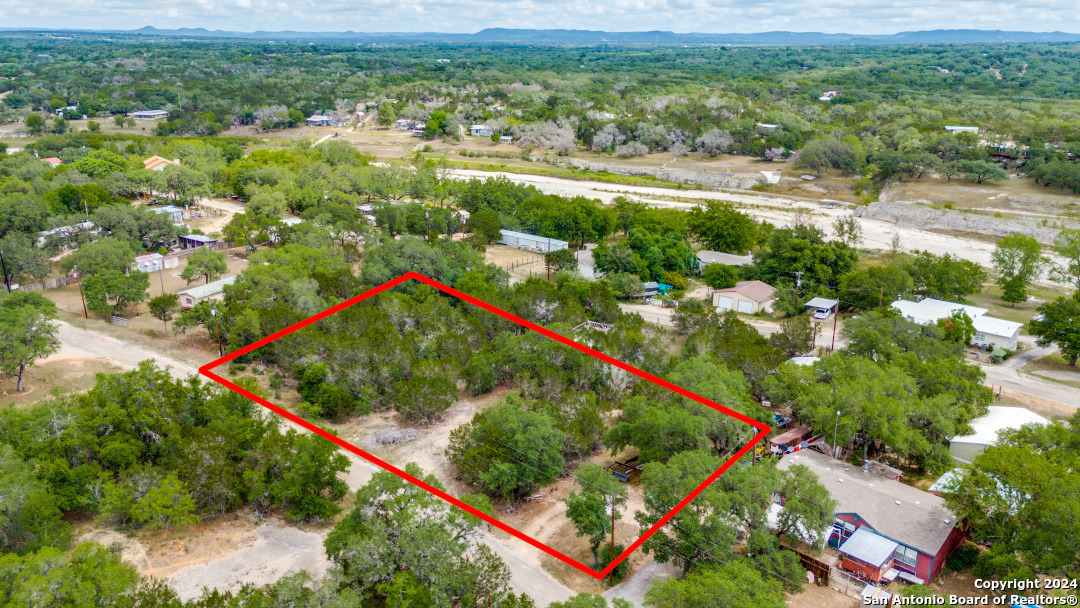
[{"left": 497, "top": 230, "right": 568, "bottom": 253}]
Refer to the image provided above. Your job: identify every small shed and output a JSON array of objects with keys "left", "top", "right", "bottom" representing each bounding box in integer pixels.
[
  {"left": 643, "top": 281, "right": 673, "bottom": 297},
  {"left": 133, "top": 253, "right": 164, "bottom": 273},
  {"left": 499, "top": 135, "right": 513, "bottom": 144},
  {"left": 306, "top": 115, "right": 334, "bottom": 127},
  {"left": 41, "top": 157, "right": 63, "bottom": 168},
  {"left": 150, "top": 205, "right": 184, "bottom": 224},
  {"left": 179, "top": 234, "right": 221, "bottom": 250},
  {"left": 950, "top": 406, "right": 1049, "bottom": 464}
]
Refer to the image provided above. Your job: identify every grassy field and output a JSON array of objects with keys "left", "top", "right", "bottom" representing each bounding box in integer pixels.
[
  {"left": 964, "top": 282, "right": 1068, "bottom": 326},
  {"left": 1021, "top": 353, "right": 1080, "bottom": 390}
]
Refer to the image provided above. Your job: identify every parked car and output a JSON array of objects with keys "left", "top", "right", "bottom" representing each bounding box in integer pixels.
[
  {"left": 813, "top": 308, "right": 830, "bottom": 320},
  {"left": 773, "top": 413, "right": 792, "bottom": 428}
]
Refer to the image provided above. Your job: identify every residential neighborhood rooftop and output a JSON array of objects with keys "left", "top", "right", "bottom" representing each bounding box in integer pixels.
[{"left": 777, "top": 450, "right": 958, "bottom": 556}]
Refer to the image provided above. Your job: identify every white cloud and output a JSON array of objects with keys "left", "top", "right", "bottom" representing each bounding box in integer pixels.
[{"left": 2, "top": 0, "right": 1079, "bottom": 34}]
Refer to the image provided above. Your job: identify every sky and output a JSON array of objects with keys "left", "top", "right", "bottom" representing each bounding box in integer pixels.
[{"left": 1, "top": 0, "right": 1078, "bottom": 35}]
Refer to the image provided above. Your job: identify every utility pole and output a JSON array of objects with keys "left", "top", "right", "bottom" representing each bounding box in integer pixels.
[
  {"left": 794, "top": 271, "right": 803, "bottom": 310},
  {"left": 830, "top": 307, "right": 839, "bottom": 352},
  {"left": 610, "top": 498, "right": 616, "bottom": 567},
  {"left": 0, "top": 248, "right": 9, "bottom": 293},
  {"left": 73, "top": 266, "right": 88, "bottom": 319},
  {"left": 832, "top": 410, "right": 841, "bottom": 459},
  {"left": 879, "top": 287, "right": 884, "bottom": 309},
  {"left": 211, "top": 308, "right": 223, "bottom": 356},
  {"left": 159, "top": 265, "right": 166, "bottom": 295}
]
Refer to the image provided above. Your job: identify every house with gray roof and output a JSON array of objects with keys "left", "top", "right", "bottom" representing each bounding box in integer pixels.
[
  {"left": 177, "top": 275, "right": 237, "bottom": 309},
  {"left": 776, "top": 449, "right": 964, "bottom": 584}
]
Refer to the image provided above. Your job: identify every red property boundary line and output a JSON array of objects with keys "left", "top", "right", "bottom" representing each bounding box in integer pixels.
[{"left": 199, "top": 271, "right": 771, "bottom": 579}]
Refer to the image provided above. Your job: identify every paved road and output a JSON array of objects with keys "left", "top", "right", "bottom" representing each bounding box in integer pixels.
[{"left": 978, "top": 342, "right": 1078, "bottom": 411}]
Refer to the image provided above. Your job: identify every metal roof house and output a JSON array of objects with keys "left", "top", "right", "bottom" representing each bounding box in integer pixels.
[
  {"left": 149, "top": 205, "right": 184, "bottom": 224},
  {"left": 696, "top": 251, "right": 753, "bottom": 267},
  {"left": 890, "top": 298, "right": 1022, "bottom": 350},
  {"left": 777, "top": 450, "right": 964, "bottom": 584},
  {"left": 179, "top": 234, "right": 222, "bottom": 250},
  {"left": 470, "top": 124, "right": 494, "bottom": 137},
  {"left": 130, "top": 110, "right": 169, "bottom": 120},
  {"left": 944, "top": 126, "right": 979, "bottom": 133},
  {"left": 950, "top": 406, "right": 1048, "bottom": 464},
  {"left": 177, "top": 275, "right": 237, "bottom": 309},
  {"left": 497, "top": 230, "right": 568, "bottom": 253},
  {"left": 306, "top": 115, "right": 335, "bottom": 127}
]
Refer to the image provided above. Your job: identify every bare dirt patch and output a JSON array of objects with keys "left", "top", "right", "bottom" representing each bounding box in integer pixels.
[
  {"left": 0, "top": 350, "right": 121, "bottom": 406},
  {"left": 77, "top": 515, "right": 330, "bottom": 601},
  {"left": 995, "top": 387, "right": 1076, "bottom": 421},
  {"left": 785, "top": 583, "right": 860, "bottom": 608}
]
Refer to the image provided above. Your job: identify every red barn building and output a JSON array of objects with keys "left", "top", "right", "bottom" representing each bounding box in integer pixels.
[{"left": 777, "top": 450, "right": 964, "bottom": 584}]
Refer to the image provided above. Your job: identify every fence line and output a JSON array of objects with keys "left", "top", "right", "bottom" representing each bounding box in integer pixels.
[
  {"left": 16, "top": 275, "right": 78, "bottom": 292},
  {"left": 828, "top": 567, "right": 869, "bottom": 600}
]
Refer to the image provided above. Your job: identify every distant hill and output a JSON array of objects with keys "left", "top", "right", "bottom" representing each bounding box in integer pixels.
[{"left": 5, "top": 26, "right": 1080, "bottom": 46}]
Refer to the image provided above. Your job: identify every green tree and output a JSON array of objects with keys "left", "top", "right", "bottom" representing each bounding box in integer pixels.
[
  {"left": 130, "top": 474, "right": 199, "bottom": 531},
  {"left": 546, "top": 248, "right": 577, "bottom": 272},
  {"left": 264, "top": 431, "right": 349, "bottom": 521},
  {"left": 86, "top": 120, "right": 101, "bottom": 132},
  {"left": 769, "top": 314, "right": 815, "bottom": 358},
  {"left": 956, "top": 159, "right": 1007, "bottom": 183},
  {"left": 1051, "top": 228, "right": 1080, "bottom": 290},
  {"left": 606, "top": 272, "right": 643, "bottom": 299},
  {"left": 942, "top": 414, "right": 1080, "bottom": 576},
  {"left": 636, "top": 450, "right": 737, "bottom": 576},
  {"left": 395, "top": 373, "right": 457, "bottom": 423},
  {"left": 61, "top": 238, "right": 137, "bottom": 278},
  {"left": 936, "top": 309, "right": 976, "bottom": 344},
  {"left": 377, "top": 100, "right": 398, "bottom": 127},
  {"left": 0, "top": 543, "right": 140, "bottom": 607},
  {"left": 838, "top": 266, "right": 914, "bottom": 310},
  {"left": 51, "top": 117, "right": 67, "bottom": 135},
  {"left": 992, "top": 233, "right": 1046, "bottom": 305},
  {"left": 147, "top": 293, "right": 180, "bottom": 335},
  {"left": 222, "top": 211, "right": 282, "bottom": 252},
  {"left": 324, "top": 463, "right": 513, "bottom": 606},
  {"left": 24, "top": 114, "right": 45, "bottom": 135},
  {"left": 564, "top": 463, "right": 629, "bottom": 568},
  {"left": 687, "top": 201, "right": 758, "bottom": 253},
  {"left": 700, "top": 263, "right": 738, "bottom": 289},
  {"left": 0, "top": 292, "right": 60, "bottom": 392},
  {"left": 776, "top": 464, "right": 836, "bottom": 547},
  {"left": 644, "top": 560, "right": 787, "bottom": 608},
  {"left": 466, "top": 209, "right": 502, "bottom": 245},
  {"left": 0, "top": 233, "right": 50, "bottom": 288},
  {"left": 1029, "top": 294, "right": 1080, "bottom": 365},
  {"left": 900, "top": 251, "right": 987, "bottom": 301},
  {"left": 82, "top": 269, "right": 149, "bottom": 316},
  {"left": 447, "top": 393, "right": 566, "bottom": 501},
  {"left": 551, "top": 595, "right": 631, "bottom": 608},
  {"left": 832, "top": 214, "right": 864, "bottom": 248},
  {"left": 0, "top": 445, "right": 70, "bottom": 554},
  {"left": 180, "top": 247, "right": 228, "bottom": 284},
  {"left": 74, "top": 149, "right": 129, "bottom": 177}
]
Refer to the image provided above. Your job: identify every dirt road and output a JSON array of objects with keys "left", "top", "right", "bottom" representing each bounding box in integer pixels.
[
  {"left": 52, "top": 323, "right": 584, "bottom": 604},
  {"left": 55, "top": 321, "right": 200, "bottom": 378},
  {"left": 446, "top": 169, "right": 1055, "bottom": 284}
]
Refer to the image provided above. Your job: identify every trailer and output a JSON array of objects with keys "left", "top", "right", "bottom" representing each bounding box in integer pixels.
[{"left": 607, "top": 458, "right": 643, "bottom": 483}]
